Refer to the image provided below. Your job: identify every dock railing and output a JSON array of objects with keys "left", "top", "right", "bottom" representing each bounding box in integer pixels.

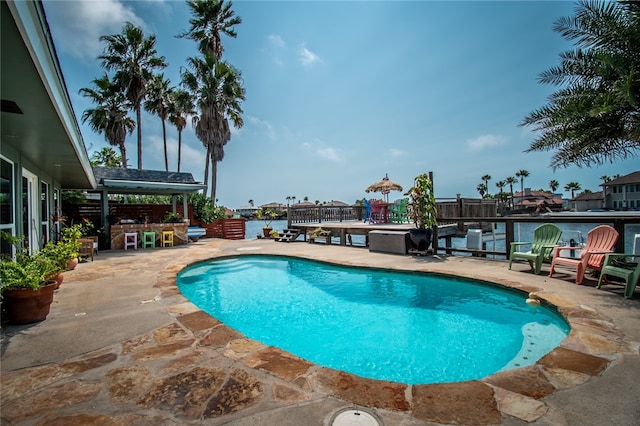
[{"left": 434, "top": 214, "right": 640, "bottom": 257}]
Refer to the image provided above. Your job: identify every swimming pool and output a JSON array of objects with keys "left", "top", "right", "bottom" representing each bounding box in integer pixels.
[{"left": 177, "top": 255, "right": 570, "bottom": 384}]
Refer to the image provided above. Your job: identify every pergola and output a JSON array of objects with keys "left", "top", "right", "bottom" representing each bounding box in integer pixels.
[{"left": 89, "top": 166, "right": 207, "bottom": 241}]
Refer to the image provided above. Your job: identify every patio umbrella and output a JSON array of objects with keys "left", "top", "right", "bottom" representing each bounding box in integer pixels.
[{"left": 365, "top": 174, "right": 403, "bottom": 202}]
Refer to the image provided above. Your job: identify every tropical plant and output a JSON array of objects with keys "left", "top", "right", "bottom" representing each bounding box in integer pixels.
[
  {"left": 80, "top": 74, "right": 134, "bottom": 168},
  {"left": 169, "top": 89, "right": 196, "bottom": 172},
  {"left": 91, "top": 147, "right": 123, "bottom": 167},
  {"left": 163, "top": 212, "right": 184, "bottom": 223},
  {"left": 144, "top": 73, "right": 173, "bottom": 171},
  {"left": 521, "top": 1, "right": 640, "bottom": 168},
  {"left": 405, "top": 173, "right": 437, "bottom": 230},
  {"left": 549, "top": 179, "right": 560, "bottom": 193},
  {"left": 564, "top": 181, "right": 582, "bottom": 199},
  {"left": 0, "top": 231, "right": 59, "bottom": 293},
  {"left": 99, "top": 22, "right": 167, "bottom": 170},
  {"left": 256, "top": 207, "right": 278, "bottom": 229},
  {"left": 181, "top": 54, "right": 245, "bottom": 201},
  {"left": 190, "top": 192, "right": 222, "bottom": 224}
]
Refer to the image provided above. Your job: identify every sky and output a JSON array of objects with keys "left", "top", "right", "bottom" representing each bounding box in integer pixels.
[{"left": 42, "top": 0, "right": 638, "bottom": 209}]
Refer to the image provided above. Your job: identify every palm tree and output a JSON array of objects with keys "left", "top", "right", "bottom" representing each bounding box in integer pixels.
[
  {"left": 79, "top": 74, "right": 134, "bottom": 168},
  {"left": 182, "top": 54, "right": 245, "bottom": 200},
  {"left": 521, "top": 1, "right": 640, "bottom": 168},
  {"left": 481, "top": 174, "right": 492, "bottom": 196},
  {"left": 515, "top": 169, "right": 529, "bottom": 199},
  {"left": 179, "top": 0, "right": 242, "bottom": 58},
  {"left": 549, "top": 179, "right": 559, "bottom": 193},
  {"left": 564, "top": 181, "right": 582, "bottom": 199},
  {"left": 476, "top": 183, "right": 487, "bottom": 198},
  {"left": 90, "top": 147, "right": 122, "bottom": 167},
  {"left": 180, "top": 0, "right": 244, "bottom": 201},
  {"left": 505, "top": 176, "right": 517, "bottom": 209},
  {"left": 99, "top": 22, "right": 167, "bottom": 170},
  {"left": 144, "top": 73, "right": 173, "bottom": 171},
  {"left": 169, "top": 89, "right": 196, "bottom": 172},
  {"left": 495, "top": 180, "right": 506, "bottom": 213},
  {"left": 248, "top": 199, "right": 254, "bottom": 207}
]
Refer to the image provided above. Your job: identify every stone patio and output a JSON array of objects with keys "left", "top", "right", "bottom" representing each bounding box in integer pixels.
[{"left": 2, "top": 238, "right": 639, "bottom": 425}]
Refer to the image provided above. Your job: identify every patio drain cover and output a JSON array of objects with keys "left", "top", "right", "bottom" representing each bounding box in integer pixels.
[{"left": 330, "top": 408, "right": 381, "bottom": 426}]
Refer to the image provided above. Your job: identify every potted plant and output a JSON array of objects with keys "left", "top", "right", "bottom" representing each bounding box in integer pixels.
[
  {"left": 0, "top": 231, "right": 60, "bottom": 324},
  {"left": 404, "top": 173, "right": 438, "bottom": 251},
  {"left": 308, "top": 227, "right": 332, "bottom": 244},
  {"left": 256, "top": 208, "right": 278, "bottom": 238},
  {"left": 60, "top": 224, "right": 82, "bottom": 270}
]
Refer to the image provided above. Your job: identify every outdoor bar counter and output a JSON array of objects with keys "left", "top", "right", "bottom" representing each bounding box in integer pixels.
[{"left": 110, "top": 223, "right": 189, "bottom": 250}]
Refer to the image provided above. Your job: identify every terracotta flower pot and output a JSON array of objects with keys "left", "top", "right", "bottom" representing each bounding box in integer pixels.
[
  {"left": 2, "top": 281, "right": 57, "bottom": 324},
  {"left": 67, "top": 257, "right": 79, "bottom": 271}
]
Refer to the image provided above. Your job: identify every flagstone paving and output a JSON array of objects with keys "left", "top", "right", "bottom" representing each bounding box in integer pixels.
[{"left": 2, "top": 238, "right": 639, "bottom": 425}]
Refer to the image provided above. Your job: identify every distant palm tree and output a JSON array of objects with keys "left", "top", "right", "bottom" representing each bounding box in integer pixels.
[
  {"left": 169, "top": 89, "right": 196, "bottom": 172},
  {"left": 549, "top": 179, "right": 559, "bottom": 193},
  {"left": 600, "top": 175, "right": 611, "bottom": 184},
  {"left": 145, "top": 73, "right": 173, "bottom": 171},
  {"left": 80, "top": 74, "right": 134, "bottom": 168},
  {"left": 564, "top": 181, "right": 582, "bottom": 199},
  {"left": 248, "top": 199, "right": 254, "bottom": 207},
  {"left": 476, "top": 183, "right": 487, "bottom": 198},
  {"left": 90, "top": 147, "right": 122, "bottom": 167},
  {"left": 99, "top": 22, "right": 167, "bottom": 169},
  {"left": 481, "top": 174, "right": 492, "bottom": 196},
  {"left": 505, "top": 176, "right": 517, "bottom": 209},
  {"left": 515, "top": 169, "right": 529, "bottom": 197}
]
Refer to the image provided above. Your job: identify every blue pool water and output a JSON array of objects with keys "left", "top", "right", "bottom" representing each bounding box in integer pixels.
[{"left": 177, "top": 255, "right": 569, "bottom": 384}]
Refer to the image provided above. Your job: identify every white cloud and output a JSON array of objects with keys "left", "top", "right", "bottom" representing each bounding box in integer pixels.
[
  {"left": 389, "top": 148, "right": 406, "bottom": 157},
  {"left": 248, "top": 116, "right": 276, "bottom": 141},
  {"left": 466, "top": 134, "right": 507, "bottom": 151},
  {"left": 299, "top": 45, "right": 322, "bottom": 67},
  {"left": 268, "top": 34, "right": 285, "bottom": 49},
  {"left": 45, "top": 0, "right": 146, "bottom": 60},
  {"left": 302, "top": 141, "right": 344, "bottom": 162}
]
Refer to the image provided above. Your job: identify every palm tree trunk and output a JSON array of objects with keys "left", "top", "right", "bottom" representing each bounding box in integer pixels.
[
  {"left": 210, "top": 154, "right": 217, "bottom": 202},
  {"left": 162, "top": 118, "right": 168, "bottom": 172},
  {"left": 136, "top": 105, "right": 143, "bottom": 169},
  {"left": 203, "top": 144, "right": 211, "bottom": 196},
  {"left": 177, "top": 130, "right": 182, "bottom": 172},
  {"left": 119, "top": 142, "right": 128, "bottom": 169}
]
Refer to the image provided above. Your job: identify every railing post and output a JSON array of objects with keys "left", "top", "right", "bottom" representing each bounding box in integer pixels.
[{"left": 505, "top": 220, "right": 514, "bottom": 258}]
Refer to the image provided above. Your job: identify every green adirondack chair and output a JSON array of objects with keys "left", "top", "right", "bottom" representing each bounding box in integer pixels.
[
  {"left": 597, "top": 254, "right": 640, "bottom": 298},
  {"left": 509, "top": 223, "right": 562, "bottom": 275}
]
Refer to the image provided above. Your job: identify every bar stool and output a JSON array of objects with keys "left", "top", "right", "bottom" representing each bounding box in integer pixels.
[
  {"left": 161, "top": 231, "right": 174, "bottom": 247},
  {"left": 124, "top": 232, "right": 138, "bottom": 250},
  {"left": 142, "top": 231, "right": 156, "bottom": 249}
]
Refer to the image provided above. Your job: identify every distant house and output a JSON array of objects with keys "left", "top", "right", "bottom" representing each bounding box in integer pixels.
[
  {"left": 260, "top": 202, "right": 286, "bottom": 214},
  {"left": 236, "top": 205, "right": 258, "bottom": 218},
  {"left": 571, "top": 191, "right": 604, "bottom": 212},
  {"left": 602, "top": 171, "right": 640, "bottom": 211},
  {"left": 513, "top": 189, "right": 563, "bottom": 212}
]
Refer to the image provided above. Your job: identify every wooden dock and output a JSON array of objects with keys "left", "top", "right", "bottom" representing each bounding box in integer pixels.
[{"left": 290, "top": 221, "right": 458, "bottom": 246}]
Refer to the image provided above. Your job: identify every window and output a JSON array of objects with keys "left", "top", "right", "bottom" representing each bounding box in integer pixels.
[{"left": 0, "top": 156, "right": 14, "bottom": 257}]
